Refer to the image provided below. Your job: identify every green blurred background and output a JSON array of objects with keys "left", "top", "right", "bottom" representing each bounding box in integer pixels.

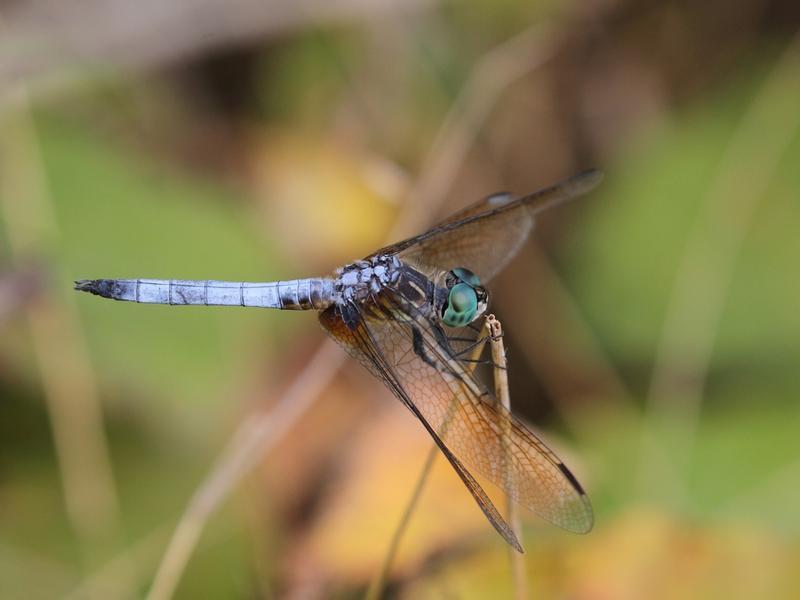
[{"left": 1, "top": 1, "right": 799, "bottom": 598}]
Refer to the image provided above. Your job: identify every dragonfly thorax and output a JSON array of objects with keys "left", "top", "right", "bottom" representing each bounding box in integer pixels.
[
  {"left": 334, "top": 254, "right": 445, "bottom": 331},
  {"left": 333, "top": 256, "right": 490, "bottom": 332},
  {"left": 334, "top": 255, "right": 403, "bottom": 304}
]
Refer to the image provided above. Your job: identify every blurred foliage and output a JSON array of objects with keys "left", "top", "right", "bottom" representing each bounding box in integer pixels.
[{"left": 1, "top": 1, "right": 799, "bottom": 599}]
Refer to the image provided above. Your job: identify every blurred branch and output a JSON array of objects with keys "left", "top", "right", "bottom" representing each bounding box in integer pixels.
[
  {"left": 364, "top": 441, "right": 437, "bottom": 600},
  {"left": 639, "top": 33, "right": 800, "bottom": 503},
  {"left": 147, "top": 341, "right": 346, "bottom": 600},
  {"left": 0, "top": 0, "right": 434, "bottom": 106},
  {"left": 392, "top": 24, "right": 558, "bottom": 236},
  {"left": 0, "top": 87, "right": 132, "bottom": 596},
  {"left": 0, "top": 542, "right": 76, "bottom": 597},
  {"left": 67, "top": 523, "right": 183, "bottom": 600},
  {"left": 496, "top": 244, "right": 638, "bottom": 433}
]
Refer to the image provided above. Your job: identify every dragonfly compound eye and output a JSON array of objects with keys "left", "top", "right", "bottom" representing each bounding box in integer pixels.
[
  {"left": 442, "top": 283, "right": 479, "bottom": 327},
  {"left": 451, "top": 267, "right": 481, "bottom": 287}
]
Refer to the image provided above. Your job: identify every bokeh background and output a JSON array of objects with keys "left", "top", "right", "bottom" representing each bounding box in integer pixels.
[{"left": 1, "top": 1, "right": 799, "bottom": 598}]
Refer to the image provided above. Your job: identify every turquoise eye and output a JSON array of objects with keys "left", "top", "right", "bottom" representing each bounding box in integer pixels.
[
  {"left": 442, "top": 283, "right": 478, "bottom": 327},
  {"left": 452, "top": 267, "right": 481, "bottom": 287}
]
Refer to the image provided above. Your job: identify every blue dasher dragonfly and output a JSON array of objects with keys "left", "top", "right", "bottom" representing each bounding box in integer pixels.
[{"left": 76, "top": 170, "right": 602, "bottom": 551}]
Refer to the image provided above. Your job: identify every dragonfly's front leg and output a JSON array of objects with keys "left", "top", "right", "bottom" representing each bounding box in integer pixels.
[{"left": 447, "top": 332, "right": 507, "bottom": 370}]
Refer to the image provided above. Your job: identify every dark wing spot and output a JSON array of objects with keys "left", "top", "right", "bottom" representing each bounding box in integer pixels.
[{"left": 558, "top": 462, "right": 586, "bottom": 495}]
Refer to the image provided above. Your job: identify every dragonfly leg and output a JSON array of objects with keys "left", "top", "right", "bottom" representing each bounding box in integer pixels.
[
  {"left": 458, "top": 357, "right": 508, "bottom": 370},
  {"left": 446, "top": 335, "right": 481, "bottom": 343},
  {"left": 449, "top": 335, "right": 490, "bottom": 357}
]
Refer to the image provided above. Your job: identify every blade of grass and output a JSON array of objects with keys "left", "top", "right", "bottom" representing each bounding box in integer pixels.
[
  {"left": 146, "top": 341, "right": 346, "bottom": 600},
  {"left": 0, "top": 84, "right": 132, "bottom": 596}
]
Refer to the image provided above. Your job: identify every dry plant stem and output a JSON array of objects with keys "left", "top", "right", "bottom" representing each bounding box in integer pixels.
[
  {"left": 66, "top": 524, "right": 173, "bottom": 600},
  {"left": 0, "top": 0, "right": 435, "bottom": 102},
  {"left": 498, "top": 246, "right": 638, "bottom": 429},
  {"left": 639, "top": 34, "right": 800, "bottom": 501},
  {"left": 147, "top": 341, "right": 346, "bottom": 600},
  {"left": 147, "top": 24, "right": 560, "bottom": 600},
  {"left": 365, "top": 322, "right": 492, "bottom": 600},
  {"left": 494, "top": 245, "right": 680, "bottom": 500},
  {"left": 0, "top": 542, "right": 77, "bottom": 597},
  {"left": 391, "top": 24, "right": 557, "bottom": 237},
  {"left": 0, "top": 87, "right": 131, "bottom": 597},
  {"left": 487, "top": 315, "right": 528, "bottom": 600},
  {"left": 363, "top": 443, "right": 439, "bottom": 600},
  {"left": 492, "top": 245, "right": 683, "bottom": 513}
]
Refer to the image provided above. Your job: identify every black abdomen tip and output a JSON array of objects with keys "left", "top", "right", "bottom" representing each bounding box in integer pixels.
[{"left": 74, "top": 279, "right": 117, "bottom": 298}]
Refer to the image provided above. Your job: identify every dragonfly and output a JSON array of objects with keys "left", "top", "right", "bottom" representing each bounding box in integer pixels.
[{"left": 76, "top": 169, "right": 602, "bottom": 552}]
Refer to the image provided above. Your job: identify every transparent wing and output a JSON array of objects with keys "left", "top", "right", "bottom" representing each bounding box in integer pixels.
[
  {"left": 319, "top": 303, "right": 523, "bottom": 551},
  {"left": 320, "top": 292, "right": 594, "bottom": 538},
  {"left": 370, "top": 170, "right": 602, "bottom": 283}
]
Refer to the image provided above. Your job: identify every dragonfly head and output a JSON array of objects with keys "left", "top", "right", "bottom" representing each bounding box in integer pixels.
[{"left": 440, "top": 267, "right": 488, "bottom": 327}]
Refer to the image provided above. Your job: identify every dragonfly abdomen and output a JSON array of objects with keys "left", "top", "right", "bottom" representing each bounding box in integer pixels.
[{"left": 74, "top": 278, "right": 335, "bottom": 310}]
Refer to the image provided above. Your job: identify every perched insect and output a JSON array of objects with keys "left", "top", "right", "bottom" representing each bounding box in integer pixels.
[{"left": 76, "top": 170, "right": 602, "bottom": 551}]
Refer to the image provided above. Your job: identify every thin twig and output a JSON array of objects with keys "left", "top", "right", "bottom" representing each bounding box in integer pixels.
[
  {"left": 147, "top": 341, "right": 346, "bottom": 600},
  {"left": 363, "top": 443, "right": 438, "bottom": 600},
  {"left": 638, "top": 34, "right": 800, "bottom": 502},
  {"left": 495, "top": 245, "right": 638, "bottom": 434},
  {"left": 487, "top": 315, "right": 527, "bottom": 600},
  {"left": 391, "top": 23, "right": 558, "bottom": 237},
  {"left": 66, "top": 524, "right": 173, "bottom": 600},
  {"left": 0, "top": 84, "right": 131, "bottom": 596},
  {"left": 0, "top": 0, "right": 435, "bottom": 105}
]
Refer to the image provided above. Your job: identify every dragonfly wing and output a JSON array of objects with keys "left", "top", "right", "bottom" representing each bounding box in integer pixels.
[
  {"left": 319, "top": 304, "right": 523, "bottom": 551},
  {"left": 371, "top": 170, "right": 602, "bottom": 283},
  {"left": 321, "top": 292, "right": 594, "bottom": 537}
]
